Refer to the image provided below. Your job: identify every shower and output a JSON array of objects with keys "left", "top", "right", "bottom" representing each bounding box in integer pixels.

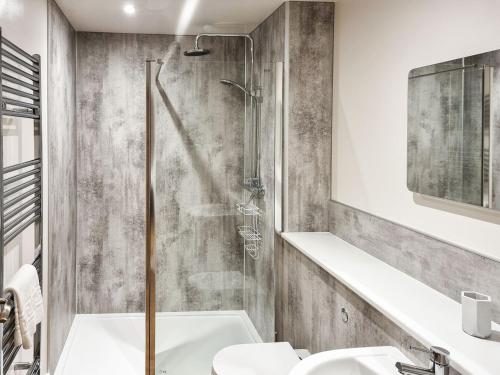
[
  {"left": 184, "top": 33, "right": 254, "bottom": 93},
  {"left": 220, "top": 79, "right": 253, "bottom": 97},
  {"left": 184, "top": 33, "right": 263, "bottom": 194},
  {"left": 183, "top": 48, "right": 210, "bottom": 56},
  {"left": 144, "top": 32, "right": 269, "bottom": 375}
]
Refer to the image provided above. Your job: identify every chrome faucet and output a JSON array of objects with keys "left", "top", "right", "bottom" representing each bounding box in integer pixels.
[{"left": 396, "top": 346, "right": 450, "bottom": 375}]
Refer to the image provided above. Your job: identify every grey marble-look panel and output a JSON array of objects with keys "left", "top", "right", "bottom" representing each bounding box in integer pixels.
[
  {"left": 244, "top": 1, "right": 333, "bottom": 339},
  {"left": 277, "top": 240, "right": 462, "bottom": 375},
  {"left": 76, "top": 32, "right": 147, "bottom": 313},
  {"left": 76, "top": 32, "right": 246, "bottom": 313},
  {"left": 153, "top": 38, "right": 246, "bottom": 312},
  {"left": 47, "top": 0, "right": 77, "bottom": 372},
  {"left": 286, "top": 2, "right": 334, "bottom": 232},
  {"left": 241, "top": 3, "right": 286, "bottom": 342},
  {"left": 251, "top": 3, "right": 286, "bottom": 66},
  {"left": 329, "top": 200, "right": 500, "bottom": 323},
  {"left": 487, "top": 51, "right": 500, "bottom": 210}
]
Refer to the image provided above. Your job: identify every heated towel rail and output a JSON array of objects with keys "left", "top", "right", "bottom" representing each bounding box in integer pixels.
[{"left": 0, "top": 29, "right": 42, "bottom": 375}]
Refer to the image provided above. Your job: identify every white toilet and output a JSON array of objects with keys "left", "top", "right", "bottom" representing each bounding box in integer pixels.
[{"left": 212, "top": 342, "right": 301, "bottom": 375}]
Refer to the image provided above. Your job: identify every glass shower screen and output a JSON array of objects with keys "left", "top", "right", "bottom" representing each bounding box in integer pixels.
[
  {"left": 145, "top": 31, "right": 283, "bottom": 371},
  {"left": 145, "top": 40, "right": 281, "bottom": 373}
]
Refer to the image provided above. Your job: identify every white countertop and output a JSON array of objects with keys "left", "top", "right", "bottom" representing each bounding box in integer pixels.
[{"left": 281, "top": 232, "right": 500, "bottom": 375}]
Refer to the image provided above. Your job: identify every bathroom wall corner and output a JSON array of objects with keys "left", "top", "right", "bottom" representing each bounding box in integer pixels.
[
  {"left": 277, "top": 238, "right": 468, "bottom": 374},
  {"left": 328, "top": 200, "right": 500, "bottom": 323},
  {"left": 246, "top": 1, "right": 287, "bottom": 343},
  {"left": 47, "top": 0, "right": 77, "bottom": 372},
  {"left": 284, "top": 1, "right": 334, "bottom": 232}
]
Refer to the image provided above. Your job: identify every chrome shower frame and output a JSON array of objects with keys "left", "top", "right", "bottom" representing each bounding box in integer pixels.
[
  {"left": 188, "top": 34, "right": 263, "bottom": 191},
  {"left": 145, "top": 59, "right": 157, "bottom": 375},
  {"left": 193, "top": 33, "right": 254, "bottom": 93}
]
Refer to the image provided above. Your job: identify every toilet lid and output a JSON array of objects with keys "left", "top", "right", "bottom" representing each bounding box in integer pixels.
[{"left": 212, "top": 342, "right": 300, "bottom": 375}]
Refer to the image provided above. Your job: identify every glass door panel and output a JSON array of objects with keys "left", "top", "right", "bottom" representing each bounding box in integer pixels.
[{"left": 146, "top": 44, "right": 281, "bottom": 375}]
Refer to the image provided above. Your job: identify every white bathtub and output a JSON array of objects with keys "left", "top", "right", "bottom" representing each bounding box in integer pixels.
[{"left": 55, "top": 311, "right": 262, "bottom": 375}]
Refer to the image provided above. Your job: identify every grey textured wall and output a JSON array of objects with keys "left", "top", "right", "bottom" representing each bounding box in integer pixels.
[
  {"left": 244, "top": 3, "right": 286, "bottom": 341},
  {"left": 277, "top": 240, "right": 462, "bottom": 375},
  {"left": 153, "top": 38, "right": 246, "bottom": 312},
  {"left": 329, "top": 200, "right": 500, "bottom": 323},
  {"left": 243, "top": 0, "right": 334, "bottom": 341},
  {"left": 76, "top": 32, "right": 146, "bottom": 313},
  {"left": 76, "top": 33, "right": 246, "bottom": 313},
  {"left": 285, "top": 2, "right": 334, "bottom": 232},
  {"left": 47, "top": 0, "right": 77, "bottom": 372},
  {"left": 273, "top": 0, "right": 335, "bottom": 343}
]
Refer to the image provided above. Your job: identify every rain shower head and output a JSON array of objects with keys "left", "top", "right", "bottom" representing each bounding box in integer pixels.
[
  {"left": 184, "top": 48, "right": 210, "bottom": 56},
  {"left": 187, "top": 33, "right": 255, "bottom": 92},
  {"left": 220, "top": 79, "right": 252, "bottom": 96}
]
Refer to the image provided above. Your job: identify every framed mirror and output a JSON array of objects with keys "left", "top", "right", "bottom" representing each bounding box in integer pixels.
[{"left": 407, "top": 50, "right": 499, "bottom": 210}]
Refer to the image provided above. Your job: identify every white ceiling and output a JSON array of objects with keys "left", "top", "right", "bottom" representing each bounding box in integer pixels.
[{"left": 56, "top": 0, "right": 333, "bottom": 35}]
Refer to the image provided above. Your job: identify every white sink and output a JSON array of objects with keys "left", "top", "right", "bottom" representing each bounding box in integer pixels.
[{"left": 289, "top": 346, "right": 413, "bottom": 375}]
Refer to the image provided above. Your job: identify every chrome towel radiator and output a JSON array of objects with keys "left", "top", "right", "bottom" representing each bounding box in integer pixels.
[{"left": 0, "top": 29, "right": 42, "bottom": 375}]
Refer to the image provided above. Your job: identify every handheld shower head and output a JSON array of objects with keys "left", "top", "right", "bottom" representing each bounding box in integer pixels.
[{"left": 220, "top": 79, "right": 252, "bottom": 96}]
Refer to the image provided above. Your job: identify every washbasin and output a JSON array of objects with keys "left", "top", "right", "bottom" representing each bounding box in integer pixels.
[{"left": 289, "top": 346, "right": 413, "bottom": 375}]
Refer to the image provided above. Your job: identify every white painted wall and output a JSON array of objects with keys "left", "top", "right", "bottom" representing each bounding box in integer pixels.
[
  {"left": 332, "top": 0, "right": 500, "bottom": 262},
  {"left": 0, "top": 0, "right": 49, "bottom": 373}
]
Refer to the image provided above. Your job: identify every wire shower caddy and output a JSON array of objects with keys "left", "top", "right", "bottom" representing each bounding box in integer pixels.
[{"left": 236, "top": 202, "right": 262, "bottom": 259}]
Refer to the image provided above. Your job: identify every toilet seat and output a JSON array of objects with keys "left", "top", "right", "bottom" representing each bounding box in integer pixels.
[{"left": 212, "top": 342, "right": 300, "bottom": 375}]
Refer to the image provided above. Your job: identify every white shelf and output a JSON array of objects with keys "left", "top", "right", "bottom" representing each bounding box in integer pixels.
[
  {"left": 238, "top": 226, "right": 262, "bottom": 241},
  {"left": 236, "top": 202, "right": 261, "bottom": 216},
  {"left": 281, "top": 232, "right": 500, "bottom": 375}
]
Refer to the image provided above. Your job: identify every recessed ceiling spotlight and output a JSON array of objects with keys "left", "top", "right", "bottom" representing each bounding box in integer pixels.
[{"left": 123, "top": 3, "right": 136, "bottom": 15}]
